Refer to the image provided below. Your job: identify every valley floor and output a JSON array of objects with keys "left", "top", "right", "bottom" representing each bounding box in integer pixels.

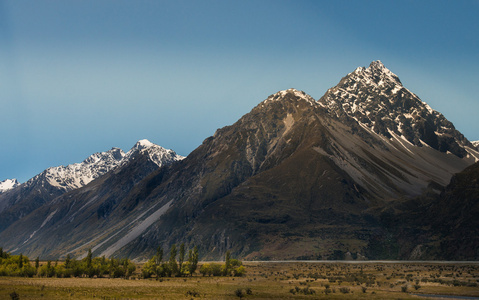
[{"left": 1, "top": 262, "right": 478, "bottom": 299}]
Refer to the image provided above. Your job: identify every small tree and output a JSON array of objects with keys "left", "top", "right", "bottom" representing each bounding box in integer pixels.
[
  {"left": 141, "top": 258, "right": 155, "bottom": 278},
  {"left": 155, "top": 246, "right": 163, "bottom": 265},
  {"left": 188, "top": 246, "right": 199, "bottom": 276},
  {"left": 178, "top": 243, "right": 185, "bottom": 275},
  {"left": 65, "top": 254, "right": 71, "bottom": 269},
  {"left": 169, "top": 244, "right": 178, "bottom": 276},
  {"left": 224, "top": 250, "right": 231, "bottom": 276},
  {"left": 18, "top": 254, "right": 23, "bottom": 269},
  {"left": 86, "top": 249, "right": 92, "bottom": 269}
]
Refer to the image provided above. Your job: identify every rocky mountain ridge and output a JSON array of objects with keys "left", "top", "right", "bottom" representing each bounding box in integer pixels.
[{"left": 24, "top": 139, "right": 183, "bottom": 192}]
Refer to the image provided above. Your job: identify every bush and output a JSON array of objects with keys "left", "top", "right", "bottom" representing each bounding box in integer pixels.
[
  {"left": 38, "top": 261, "right": 55, "bottom": 277},
  {"left": 233, "top": 265, "right": 246, "bottom": 277},
  {"left": 210, "top": 263, "right": 223, "bottom": 276},
  {"left": 291, "top": 286, "right": 315, "bottom": 295},
  {"left": 200, "top": 263, "right": 211, "bottom": 276},
  {"left": 234, "top": 288, "right": 245, "bottom": 299},
  {"left": 339, "top": 287, "right": 350, "bottom": 294},
  {"left": 141, "top": 259, "right": 155, "bottom": 279},
  {"left": 186, "top": 289, "right": 200, "bottom": 297},
  {"left": 10, "top": 290, "right": 19, "bottom": 300}
]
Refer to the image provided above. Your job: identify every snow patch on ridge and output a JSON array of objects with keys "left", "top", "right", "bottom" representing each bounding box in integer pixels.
[
  {"left": 0, "top": 179, "right": 20, "bottom": 193},
  {"left": 264, "top": 88, "right": 317, "bottom": 106},
  {"left": 123, "top": 139, "right": 185, "bottom": 168}
]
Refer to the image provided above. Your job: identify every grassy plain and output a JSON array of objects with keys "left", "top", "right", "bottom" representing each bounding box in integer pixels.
[{"left": 1, "top": 261, "right": 478, "bottom": 299}]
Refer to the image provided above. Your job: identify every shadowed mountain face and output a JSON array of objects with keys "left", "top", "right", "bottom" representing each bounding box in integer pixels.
[
  {"left": 1, "top": 62, "right": 477, "bottom": 260},
  {"left": 415, "top": 162, "right": 479, "bottom": 260}
]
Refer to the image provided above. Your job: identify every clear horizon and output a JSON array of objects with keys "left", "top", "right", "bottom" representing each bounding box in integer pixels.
[{"left": 1, "top": 0, "right": 478, "bottom": 182}]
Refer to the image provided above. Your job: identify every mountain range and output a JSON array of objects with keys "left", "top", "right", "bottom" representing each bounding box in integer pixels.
[
  {"left": 1, "top": 61, "right": 477, "bottom": 261},
  {"left": 0, "top": 140, "right": 184, "bottom": 234}
]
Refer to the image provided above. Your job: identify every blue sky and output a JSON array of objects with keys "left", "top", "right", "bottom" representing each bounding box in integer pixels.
[{"left": 1, "top": 0, "right": 478, "bottom": 182}]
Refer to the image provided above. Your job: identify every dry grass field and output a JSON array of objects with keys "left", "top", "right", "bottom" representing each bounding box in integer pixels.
[{"left": 1, "top": 261, "right": 478, "bottom": 299}]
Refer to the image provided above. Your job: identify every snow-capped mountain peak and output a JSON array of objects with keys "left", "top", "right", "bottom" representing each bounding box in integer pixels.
[
  {"left": 124, "top": 139, "right": 184, "bottom": 168},
  {"left": 262, "top": 88, "right": 317, "bottom": 108},
  {"left": 132, "top": 139, "right": 154, "bottom": 151},
  {"left": 0, "top": 179, "right": 20, "bottom": 194},
  {"left": 319, "top": 60, "right": 474, "bottom": 159}
]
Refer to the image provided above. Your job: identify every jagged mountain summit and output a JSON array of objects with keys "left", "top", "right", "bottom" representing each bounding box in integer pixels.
[
  {"left": 36, "top": 147, "right": 126, "bottom": 191},
  {"left": 0, "top": 140, "right": 184, "bottom": 233},
  {"left": 473, "top": 141, "right": 479, "bottom": 149},
  {"left": 1, "top": 61, "right": 477, "bottom": 261},
  {"left": 319, "top": 61, "right": 476, "bottom": 158},
  {"left": 123, "top": 139, "right": 184, "bottom": 168},
  {"left": 0, "top": 179, "right": 19, "bottom": 194}
]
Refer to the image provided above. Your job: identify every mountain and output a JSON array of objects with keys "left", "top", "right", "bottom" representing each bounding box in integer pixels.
[
  {"left": 120, "top": 77, "right": 476, "bottom": 260},
  {"left": 473, "top": 141, "right": 479, "bottom": 149},
  {"left": 0, "top": 140, "right": 183, "bottom": 234},
  {"left": 1, "top": 61, "right": 477, "bottom": 261}
]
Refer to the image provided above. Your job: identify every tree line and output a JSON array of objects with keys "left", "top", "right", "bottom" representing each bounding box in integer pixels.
[
  {"left": 141, "top": 243, "right": 244, "bottom": 278},
  {"left": 0, "top": 247, "right": 135, "bottom": 278},
  {"left": 1, "top": 245, "right": 245, "bottom": 278}
]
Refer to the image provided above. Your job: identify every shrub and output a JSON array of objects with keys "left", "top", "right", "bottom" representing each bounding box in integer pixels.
[
  {"left": 10, "top": 290, "right": 19, "bottom": 300},
  {"left": 186, "top": 289, "right": 200, "bottom": 297},
  {"left": 234, "top": 288, "right": 244, "bottom": 299},
  {"left": 234, "top": 266, "right": 246, "bottom": 277},
  {"left": 199, "top": 263, "right": 210, "bottom": 276},
  {"left": 210, "top": 263, "right": 223, "bottom": 276}
]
